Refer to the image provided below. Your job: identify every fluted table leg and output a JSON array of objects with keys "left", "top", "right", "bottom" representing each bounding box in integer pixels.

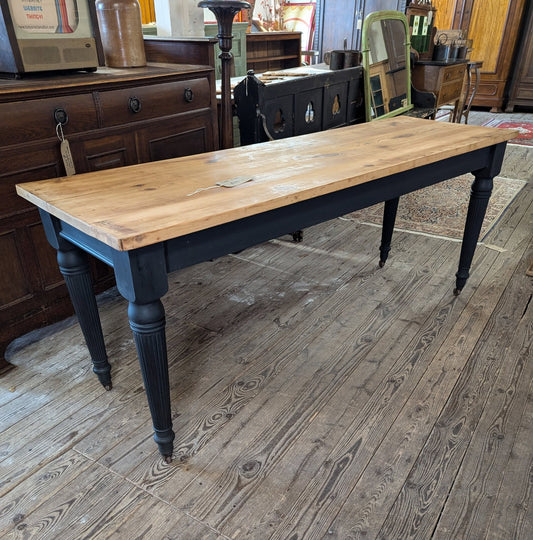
[
  {"left": 58, "top": 246, "right": 111, "bottom": 389},
  {"left": 128, "top": 299, "right": 174, "bottom": 461}
]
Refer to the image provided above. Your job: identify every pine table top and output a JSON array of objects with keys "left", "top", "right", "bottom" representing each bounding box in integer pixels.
[{"left": 17, "top": 116, "right": 517, "bottom": 251}]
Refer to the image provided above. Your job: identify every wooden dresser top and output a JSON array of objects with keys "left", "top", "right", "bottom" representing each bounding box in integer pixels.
[{"left": 0, "top": 63, "right": 213, "bottom": 101}]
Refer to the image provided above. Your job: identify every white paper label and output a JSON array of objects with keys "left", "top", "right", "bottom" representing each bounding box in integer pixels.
[{"left": 60, "top": 139, "right": 76, "bottom": 176}]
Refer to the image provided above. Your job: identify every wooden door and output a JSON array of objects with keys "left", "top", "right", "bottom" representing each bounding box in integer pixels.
[
  {"left": 506, "top": 4, "right": 533, "bottom": 110},
  {"left": 431, "top": 0, "right": 527, "bottom": 110},
  {"left": 468, "top": 0, "right": 526, "bottom": 110}
]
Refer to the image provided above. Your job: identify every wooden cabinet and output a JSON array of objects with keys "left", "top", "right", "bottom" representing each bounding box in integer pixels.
[
  {"left": 246, "top": 32, "right": 302, "bottom": 73},
  {"left": 506, "top": 4, "right": 533, "bottom": 111},
  {"left": 234, "top": 67, "right": 364, "bottom": 145},
  {"left": 412, "top": 61, "right": 467, "bottom": 108},
  {"left": 0, "top": 60, "right": 218, "bottom": 367},
  {"left": 431, "top": 0, "right": 527, "bottom": 111}
]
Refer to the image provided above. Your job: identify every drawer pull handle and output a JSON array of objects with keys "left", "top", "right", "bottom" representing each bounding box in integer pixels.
[
  {"left": 184, "top": 88, "right": 194, "bottom": 103},
  {"left": 128, "top": 96, "right": 142, "bottom": 113},
  {"left": 54, "top": 108, "right": 69, "bottom": 126}
]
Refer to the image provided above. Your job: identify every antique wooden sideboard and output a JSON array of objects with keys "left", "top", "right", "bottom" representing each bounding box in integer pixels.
[{"left": 0, "top": 39, "right": 219, "bottom": 369}]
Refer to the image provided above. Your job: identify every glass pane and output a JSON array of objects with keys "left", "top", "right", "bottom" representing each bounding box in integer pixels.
[{"left": 366, "top": 17, "right": 409, "bottom": 118}]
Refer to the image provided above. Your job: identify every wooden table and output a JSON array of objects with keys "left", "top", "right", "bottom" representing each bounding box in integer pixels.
[{"left": 16, "top": 117, "right": 516, "bottom": 461}]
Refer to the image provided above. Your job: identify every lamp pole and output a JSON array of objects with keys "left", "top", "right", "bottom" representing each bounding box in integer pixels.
[{"left": 198, "top": 0, "right": 251, "bottom": 149}]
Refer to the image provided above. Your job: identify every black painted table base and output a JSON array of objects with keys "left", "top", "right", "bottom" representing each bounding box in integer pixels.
[{"left": 39, "top": 141, "right": 507, "bottom": 461}]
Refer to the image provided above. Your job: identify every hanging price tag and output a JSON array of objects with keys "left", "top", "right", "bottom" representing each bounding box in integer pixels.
[
  {"left": 60, "top": 138, "right": 76, "bottom": 176},
  {"left": 56, "top": 122, "right": 76, "bottom": 176}
]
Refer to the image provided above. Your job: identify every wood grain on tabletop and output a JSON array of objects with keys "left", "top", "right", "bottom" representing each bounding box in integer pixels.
[{"left": 15, "top": 117, "right": 518, "bottom": 252}]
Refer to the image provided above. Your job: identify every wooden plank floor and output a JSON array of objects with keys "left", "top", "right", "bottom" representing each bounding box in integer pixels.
[{"left": 1, "top": 114, "right": 532, "bottom": 539}]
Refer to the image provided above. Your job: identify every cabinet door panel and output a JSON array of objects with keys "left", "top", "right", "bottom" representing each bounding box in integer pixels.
[
  {"left": 324, "top": 82, "right": 348, "bottom": 129},
  {"left": 136, "top": 113, "right": 215, "bottom": 162},
  {"left": 71, "top": 133, "right": 138, "bottom": 172},
  {"left": 294, "top": 89, "right": 324, "bottom": 136},
  {"left": 0, "top": 143, "right": 64, "bottom": 219},
  {"left": 469, "top": 2, "right": 509, "bottom": 71},
  {"left": 0, "top": 228, "right": 33, "bottom": 308},
  {"left": 28, "top": 221, "right": 64, "bottom": 292},
  {"left": 0, "top": 210, "right": 59, "bottom": 321},
  {"left": 263, "top": 95, "right": 295, "bottom": 140}
]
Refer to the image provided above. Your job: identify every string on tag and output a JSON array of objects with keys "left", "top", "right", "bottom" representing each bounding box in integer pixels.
[
  {"left": 186, "top": 176, "right": 254, "bottom": 197},
  {"left": 56, "top": 122, "right": 65, "bottom": 142}
]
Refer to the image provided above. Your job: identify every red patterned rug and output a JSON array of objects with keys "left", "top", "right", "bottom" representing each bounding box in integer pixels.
[{"left": 482, "top": 120, "right": 533, "bottom": 146}]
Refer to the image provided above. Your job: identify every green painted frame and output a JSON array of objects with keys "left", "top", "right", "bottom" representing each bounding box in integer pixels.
[{"left": 362, "top": 10, "right": 413, "bottom": 121}]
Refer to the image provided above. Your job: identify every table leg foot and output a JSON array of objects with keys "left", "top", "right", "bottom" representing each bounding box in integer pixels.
[
  {"left": 379, "top": 197, "right": 399, "bottom": 267},
  {"left": 58, "top": 247, "right": 111, "bottom": 389},
  {"left": 292, "top": 230, "right": 304, "bottom": 243},
  {"left": 155, "top": 427, "right": 175, "bottom": 462},
  {"left": 128, "top": 300, "right": 175, "bottom": 459}
]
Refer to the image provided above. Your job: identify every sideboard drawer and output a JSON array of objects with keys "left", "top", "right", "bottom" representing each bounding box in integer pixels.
[
  {"left": 438, "top": 80, "right": 464, "bottom": 106},
  {"left": 442, "top": 63, "right": 466, "bottom": 83},
  {"left": 98, "top": 78, "right": 212, "bottom": 127},
  {"left": 0, "top": 94, "right": 98, "bottom": 146}
]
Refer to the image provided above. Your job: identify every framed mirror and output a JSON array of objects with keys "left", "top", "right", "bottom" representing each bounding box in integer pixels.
[{"left": 362, "top": 11, "right": 413, "bottom": 121}]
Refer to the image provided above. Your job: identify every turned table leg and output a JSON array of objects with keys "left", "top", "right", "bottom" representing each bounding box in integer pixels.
[
  {"left": 113, "top": 244, "right": 174, "bottom": 460},
  {"left": 40, "top": 210, "right": 112, "bottom": 390},
  {"left": 454, "top": 172, "right": 493, "bottom": 295},
  {"left": 454, "top": 143, "right": 507, "bottom": 294},
  {"left": 379, "top": 197, "right": 400, "bottom": 267},
  {"left": 58, "top": 246, "right": 112, "bottom": 389},
  {"left": 128, "top": 299, "right": 174, "bottom": 461}
]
